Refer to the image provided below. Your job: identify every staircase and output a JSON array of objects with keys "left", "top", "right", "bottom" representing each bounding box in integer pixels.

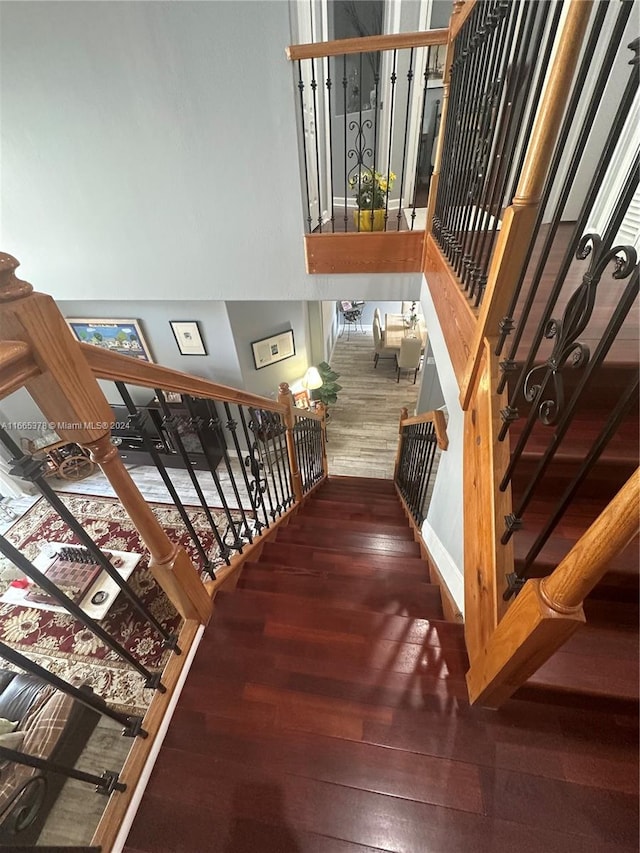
[
  {"left": 509, "top": 364, "right": 639, "bottom": 713},
  {"left": 124, "top": 476, "right": 638, "bottom": 853}
]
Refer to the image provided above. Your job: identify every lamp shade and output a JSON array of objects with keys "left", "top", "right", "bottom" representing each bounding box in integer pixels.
[{"left": 303, "top": 366, "right": 323, "bottom": 390}]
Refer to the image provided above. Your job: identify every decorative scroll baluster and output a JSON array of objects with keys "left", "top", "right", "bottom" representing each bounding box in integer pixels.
[
  {"left": 496, "top": 3, "right": 631, "bottom": 398},
  {"left": 238, "top": 405, "right": 272, "bottom": 529},
  {"left": 310, "top": 57, "right": 323, "bottom": 233}
]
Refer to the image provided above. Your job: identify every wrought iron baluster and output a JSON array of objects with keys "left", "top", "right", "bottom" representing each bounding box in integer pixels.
[
  {"left": 0, "top": 426, "right": 178, "bottom": 648},
  {"left": 223, "top": 402, "right": 265, "bottom": 536},
  {"left": 238, "top": 406, "right": 272, "bottom": 530},
  {"left": 115, "top": 383, "right": 211, "bottom": 570},
  {"left": 396, "top": 47, "right": 415, "bottom": 231},
  {"left": 326, "top": 57, "right": 335, "bottom": 232},
  {"left": 464, "top": 0, "right": 536, "bottom": 299},
  {"left": 384, "top": 49, "right": 398, "bottom": 231},
  {"left": 411, "top": 50, "right": 431, "bottom": 231},
  {"left": 0, "top": 744, "right": 126, "bottom": 795},
  {"left": 0, "top": 535, "right": 164, "bottom": 691},
  {"left": 311, "top": 56, "right": 323, "bottom": 233},
  {"left": 343, "top": 54, "right": 348, "bottom": 232},
  {"left": 496, "top": 4, "right": 636, "bottom": 413},
  {"left": 154, "top": 389, "right": 230, "bottom": 570},
  {"left": 501, "top": 262, "right": 639, "bottom": 513},
  {"left": 183, "top": 395, "right": 244, "bottom": 555},
  {"left": 0, "top": 639, "right": 145, "bottom": 736},
  {"left": 204, "top": 399, "right": 254, "bottom": 544},
  {"left": 495, "top": 0, "right": 613, "bottom": 368},
  {"left": 521, "top": 373, "right": 639, "bottom": 574},
  {"left": 457, "top": 1, "right": 513, "bottom": 288},
  {"left": 297, "top": 60, "right": 312, "bottom": 233},
  {"left": 447, "top": 0, "right": 498, "bottom": 270}
]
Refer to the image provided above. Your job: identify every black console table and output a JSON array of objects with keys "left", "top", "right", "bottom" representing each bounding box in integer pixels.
[{"left": 110, "top": 398, "right": 226, "bottom": 472}]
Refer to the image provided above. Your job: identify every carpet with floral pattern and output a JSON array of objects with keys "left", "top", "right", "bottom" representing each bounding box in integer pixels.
[{"left": 0, "top": 494, "right": 243, "bottom": 715}]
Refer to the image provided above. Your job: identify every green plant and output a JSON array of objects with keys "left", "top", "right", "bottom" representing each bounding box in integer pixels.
[
  {"left": 312, "top": 361, "right": 342, "bottom": 407},
  {"left": 349, "top": 168, "right": 396, "bottom": 210}
]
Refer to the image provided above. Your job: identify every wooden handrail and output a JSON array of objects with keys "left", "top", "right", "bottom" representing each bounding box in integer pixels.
[
  {"left": 467, "top": 469, "right": 639, "bottom": 707},
  {"left": 459, "top": 0, "right": 593, "bottom": 410},
  {"left": 541, "top": 469, "right": 640, "bottom": 611},
  {"left": 0, "top": 341, "right": 41, "bottom": 399},
  {"left": 81, "top": 343, "right": 287, "bottom": 414},
  {"left": 286, "top": 29, "right": 448, "bottom": 62},
  {"left": 400, "top": 409, "right": 449, "bottom": 450}
]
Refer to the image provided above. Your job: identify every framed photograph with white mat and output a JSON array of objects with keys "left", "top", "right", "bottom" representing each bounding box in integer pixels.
[
  {"left": 170, "top": 320, "right": 207, "bottom": 356},
  {"left": 251, "top": 330, "right": 296, "bottom": 370}
]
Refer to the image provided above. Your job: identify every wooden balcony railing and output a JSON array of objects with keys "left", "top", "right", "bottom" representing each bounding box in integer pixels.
[{"left": 287, "top": 28, "right": 448, "bottom": 273}]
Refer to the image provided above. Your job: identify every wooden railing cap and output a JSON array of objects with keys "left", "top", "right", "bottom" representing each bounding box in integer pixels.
[{"left": 0, "top": 252, "right": 34, "bottom": 301}]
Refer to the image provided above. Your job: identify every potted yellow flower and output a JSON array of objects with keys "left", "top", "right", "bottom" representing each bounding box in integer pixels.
[{"left": 349, "top": 168, "right": 396, "bottom": 231}]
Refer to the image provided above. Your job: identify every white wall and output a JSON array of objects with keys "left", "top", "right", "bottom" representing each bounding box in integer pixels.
[
  {"left": 225, "top": 301, "right": 310, "bottom": 399},
  {"left": 419, "top": 276, "right": 465, "bottom": 615},
  {"left": 1, "top": 1, "right": 425, "bottom": 306}
]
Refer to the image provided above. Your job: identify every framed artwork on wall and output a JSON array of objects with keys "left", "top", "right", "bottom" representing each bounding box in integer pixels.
[
  {"left": 66, "top": 318, "right": 153, "bottom": 362},
  {"left": 251, "top": 329, "right": 296, "bottom": 370},
  {"left": 170, "top": 321, "right": 207, "bottom": 356}
]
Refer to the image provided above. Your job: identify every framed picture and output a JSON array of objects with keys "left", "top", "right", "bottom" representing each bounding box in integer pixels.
[
  {"left": 251, "top": 329, "right": 296, "bottom": 370},
  {"left": 170, "top": 321, "right": 207, "bottom": 356},
  {"left": 66, "top": 318, "right": 153, "bottom": 362},
  {"left": 293, "top": 389, "right": 310, "bottom": 409}
]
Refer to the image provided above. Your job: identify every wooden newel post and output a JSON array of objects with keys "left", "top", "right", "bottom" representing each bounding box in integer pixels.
[
  {"left": 278, "top": 382, "right": 303, "bottom": 503},
  {"left": 315, "top": 402, "right": 328, "bottom": 476},
  {"left": 0, "top": 253, "right": 211, "bottom": 624},
  {"left": 393, "top": 407, "right": 409, "bottom": 480}
]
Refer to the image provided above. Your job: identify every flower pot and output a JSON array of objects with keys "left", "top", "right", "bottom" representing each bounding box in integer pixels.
[{"left": 354, "top": 208, "right": 386, "bottom": 232}]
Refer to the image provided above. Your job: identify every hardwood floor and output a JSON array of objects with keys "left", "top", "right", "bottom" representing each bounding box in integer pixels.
[
  {"left": 326, "top": 328, "right": 427, "bottom": 480},
  {"left": 123, "top": 478, "right": 638, "bottom": 853}
]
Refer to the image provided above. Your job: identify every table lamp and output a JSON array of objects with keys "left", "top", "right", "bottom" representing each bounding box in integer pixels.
[{"left": 303, "top": 366, "right": 323, "bottom": 391}]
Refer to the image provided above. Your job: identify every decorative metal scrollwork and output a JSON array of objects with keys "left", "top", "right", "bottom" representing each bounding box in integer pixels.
[
  {"left": 523, "top": 234, "right": 637, "bottom": 426},
  {"left": 347, "top": 118, "right": 373, "bottom": 184}
]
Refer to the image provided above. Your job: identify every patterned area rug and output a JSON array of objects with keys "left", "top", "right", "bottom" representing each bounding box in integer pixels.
[{"left": 0, "top": 494, "right": 241, "bottom": 715}]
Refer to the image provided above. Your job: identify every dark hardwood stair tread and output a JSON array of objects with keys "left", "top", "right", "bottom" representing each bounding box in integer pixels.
[
  {"left": 323, "top": 475, "right": 397, "bottom": 493},
  {"left": 259, "top": 541, "right": 428, "bottom": 575},
  {"left": 288, "top": 514, "right": 415, "bottom": 539},
  {"left": 238, "top": 565, "right": 442, "bottom": 616},
  {"left": 275, "top": 527, "right": 421, "bottom": 556},
  {"left": 213, "top": 588, "right": 449, "bottom": 642}
]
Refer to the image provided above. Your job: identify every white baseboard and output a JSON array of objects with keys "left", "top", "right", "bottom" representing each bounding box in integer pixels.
[{"left": 420, "top": 520, "right": 465, "bottom": 617}]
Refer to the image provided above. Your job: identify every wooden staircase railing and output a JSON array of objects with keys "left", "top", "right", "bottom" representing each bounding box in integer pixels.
[
  {"left": 423, "top": 0, "right": 640, "bottom": 706},
  {"left": 0, "top": 251, "right": 329, "bottom": 850}
]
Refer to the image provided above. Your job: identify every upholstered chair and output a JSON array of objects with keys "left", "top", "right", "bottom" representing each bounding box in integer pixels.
[
  {"left": 396, "top": 336, "right": 423, "bottom": 383},
  {"left": 373, "top": 316, "right": 397, "bottom": 368},
  {"left": 373, "top": 307, "right": 382, "bottom": 329}
]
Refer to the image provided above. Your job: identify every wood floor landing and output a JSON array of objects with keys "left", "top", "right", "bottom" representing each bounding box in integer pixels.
[{"left": 124, "top": 478, "right": 638, "bottom": 853}]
